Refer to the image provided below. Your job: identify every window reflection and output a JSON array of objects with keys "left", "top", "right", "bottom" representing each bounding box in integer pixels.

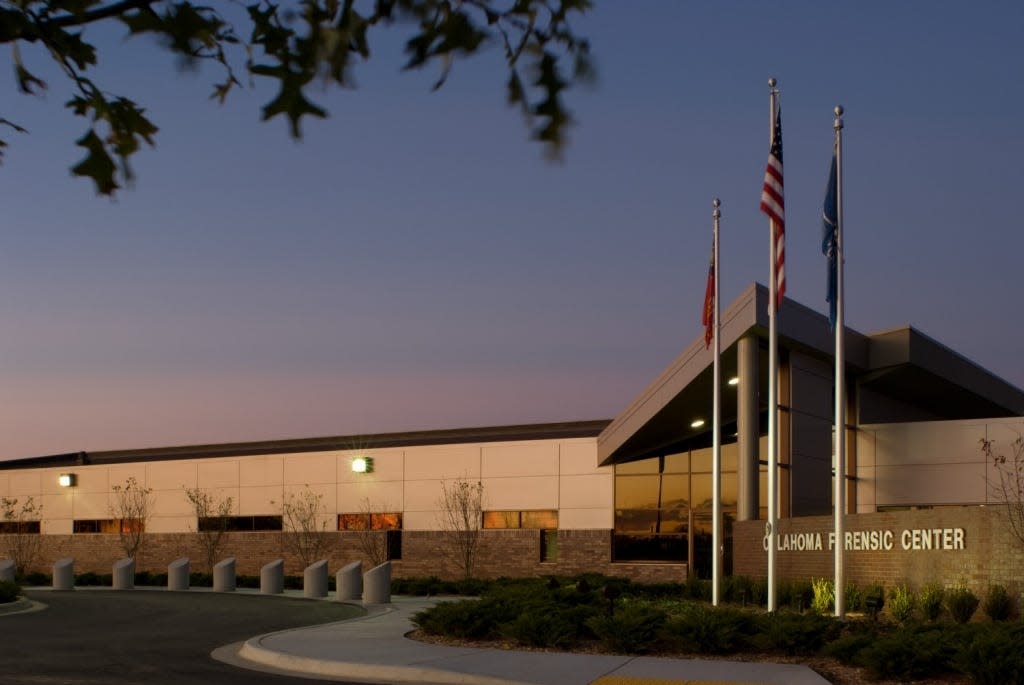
[{"left": 613, "top": 436, "right": 760, "bottom": 565}]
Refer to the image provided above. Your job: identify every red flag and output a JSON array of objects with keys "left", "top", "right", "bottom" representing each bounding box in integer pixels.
[
  {"left": 760, "top": 109, "right": 785, "bottom": 308},
  {"left": 702, "top": 248, "right": 715, "bottom": 349}
]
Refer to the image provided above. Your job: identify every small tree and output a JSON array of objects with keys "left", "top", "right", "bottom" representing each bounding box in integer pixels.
[
  {"left": 436, "top": 478, "right": 485, "bottom": 580},
  {"left": 339, "top": 498, "right": 395, "bottom": 569},
  {"left": 183, "top": 487, "right": 234, "bottom": 572},
  {"left": 110, "top": 477, "right": 154, "bottom": 559},
  {"left": 1, "top": 496, "right": 43, "bottom": 577},
  {"left": 981, "top": 435, "right": 1024, "bottom": 547},
  {"left": 279, "top": 487, "right": 329, "bottom": 569}
]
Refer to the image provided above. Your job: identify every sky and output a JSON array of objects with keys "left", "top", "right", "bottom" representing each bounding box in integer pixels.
[{"left": 1, "top": 2, "right": 1022, "bottom": 461}]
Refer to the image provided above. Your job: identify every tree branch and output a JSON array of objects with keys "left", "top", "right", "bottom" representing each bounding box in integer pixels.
[{"left": 46, "top": 0, "right": 154, "bottom": 28}]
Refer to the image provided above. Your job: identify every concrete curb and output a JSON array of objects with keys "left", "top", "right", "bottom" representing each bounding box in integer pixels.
[
  {"left": 236, "top": 637, "right": 536, "bottom": 685},
  {"left": 0, "top": 597, "right": 47, "bottom": 616}
]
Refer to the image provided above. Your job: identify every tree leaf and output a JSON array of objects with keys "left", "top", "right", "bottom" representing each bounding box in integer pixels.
[{"left": 70, "top": 129, "right": 119, "bottom": 195}]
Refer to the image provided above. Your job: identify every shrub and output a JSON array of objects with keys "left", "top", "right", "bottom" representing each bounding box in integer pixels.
[
  {"left": 413, "top": 599, "right": 500, "bottom": 640},
  {"left": 586, "top": 602, "right": 667, "bottom": 654},
  {"left": 982, "top": 584, "right": 1013, "bottom": 622},
  {"left": 0, "top": 580, "right": 20, "bottom": 603},
  {"left": 748, "top": 577, "right": 768, "bottom": 607},
  {"left": 502, "top": 607, "right": 588, "bottom": 649},
  {"left": 755, "top": 612, "right": 839, "bottom": 656},
  {"left": 135, "top": 571, "right": 169, "bottom": 586},
  {"left": 918, "top": 582, "right": 944, "bottom": 622},
  {"left": 189, "top": 572, "right": 213, "bottom": 587},
  {"left": 888, "top": 585, "right": 915, "bottom": 624},
  {"left": 822, "top": 624, "right": 881, "bottom": 666},
  {"left": 811, "top": 577, "right": 834, "bottom": 614},
  {"left": 665, "top": 604, "right": 756, "bottom": 654},
  {"left": 683, "top": 576, "right": 710, "bottom": 601},
  {"left": 75, "top": 571, "right": 106, "bottom": 586},
  {"left": 393, "top": 576, "right": 460, "bottom": 596},
  {"left": 946, "top": 585, "right": 980, "bottom": 624},
  {"left": 778, "top": 579, "right": 813, "bottom": 611},
  {"left": 859, "top": 625, "right": 952, "bottom": 681},
  {"left": 21, "top": 571, "right": 49, "bottom": 586},
  {"left": 844, "top": 582, "right": 863, "bottom": 612},
  {"left": 864, "top": 584, "right": 885, "bottom": 618},
  {"left": 954, "top": 623, "right": 1024, "bottom": 685}
]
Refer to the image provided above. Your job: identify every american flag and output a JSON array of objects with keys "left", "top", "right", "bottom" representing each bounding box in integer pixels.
[
  {"left": 760, "top": 109, "right": 785, "bottom": 309},
  {"left": 702, "top": 246, "right": 715, "bottom": 349}
]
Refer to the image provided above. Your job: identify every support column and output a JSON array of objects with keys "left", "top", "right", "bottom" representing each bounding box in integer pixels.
[{"left": 737, "top": 334, "right": 760, "bottom": 521}]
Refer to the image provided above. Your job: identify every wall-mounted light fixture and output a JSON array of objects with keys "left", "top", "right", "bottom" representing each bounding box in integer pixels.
[
  {"left": 690, "top": 419, "right": 705, "bottom": 429},
  {"left": 58, "top": 473, "right": 77, "bottom": 488},
  {"left": 728, "top": 376, "right": 739, "bottom": 386},
  {"left": 351, "top": 456, "right": 374, "bottom": 474}
]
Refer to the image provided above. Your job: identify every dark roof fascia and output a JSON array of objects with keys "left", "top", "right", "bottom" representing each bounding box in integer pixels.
[
  {"left": 0, "top": 452, "right": 88, "bottom": 471},
  {"left": 865, "top": 326, "right": 1024, "bottom": 414},
  {"left": 0, "top": 420, "right": 611, "bottom": 470}
]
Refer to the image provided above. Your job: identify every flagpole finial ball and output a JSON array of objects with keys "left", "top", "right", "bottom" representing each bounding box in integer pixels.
[
  {"left": 768, "top": 77, "right": 777, "bottom": 87},
  {"left": 713, "top": 198, "right": 720, "bottom": 208},
  {"left": 834, "top": 105, "right": 844, "bottom": 116}
]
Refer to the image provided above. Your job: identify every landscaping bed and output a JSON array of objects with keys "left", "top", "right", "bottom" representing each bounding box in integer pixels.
[{"left": 406, "top": 575, "right": 1022, "bottom": 685}]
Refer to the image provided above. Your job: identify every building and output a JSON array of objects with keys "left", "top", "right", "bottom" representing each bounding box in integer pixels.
[{"left": 2, "top": 283, "right": 1023, "bottom": 591}]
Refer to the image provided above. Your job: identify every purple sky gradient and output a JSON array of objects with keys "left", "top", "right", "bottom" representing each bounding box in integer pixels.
[{"left": 2, "top": 2, "right": 1023, "bottom": 459}]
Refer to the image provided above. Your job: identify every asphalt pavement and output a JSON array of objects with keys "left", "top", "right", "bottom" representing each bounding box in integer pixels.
[{"left": 4, "top": 588, "right": 832, "bottom": 685}]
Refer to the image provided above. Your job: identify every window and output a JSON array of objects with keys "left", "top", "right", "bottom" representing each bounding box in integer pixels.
[
  {"left": 0, "top": 521, "right": 40, "bottom": 534},
  {"left": 540, "top": 529, "right": 558, "bottom": 563},
  {"left": 73, "top": 519, "right": 143, "bottom": 534},
  {"left": 198, "top": 515, "right": 282, "bottom": 532},
  {"left": 337, "top": 513, "right": 402, "bottom": 531},
  {"left": 482, "top": 510, "right": 557, "bottom": 529},
  {"left": 338, "top": 513, "right": 403, "bottom": 561},
  {"left": 613, "top": 442, "right": 747, "bottom": 567}
]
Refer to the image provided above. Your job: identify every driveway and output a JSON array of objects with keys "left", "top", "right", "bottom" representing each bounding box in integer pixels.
[{"left": 4, "top": 590, "right": 365, "bottom": 685}]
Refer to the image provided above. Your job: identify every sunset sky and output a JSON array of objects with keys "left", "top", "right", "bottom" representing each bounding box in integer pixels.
[{"left": 2, "top": 2, "right": 1022, "bottom": 460}]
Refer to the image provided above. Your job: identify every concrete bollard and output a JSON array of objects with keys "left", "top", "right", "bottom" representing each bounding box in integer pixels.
[
  {"left": 303, "top": 560, "right": 328, "bottom": 598},
  {"left": 0, "top": 559, "right": 14, "bottom": 583},
  {"left": 112, "top": 558, "right": 135, "bottom": 590},
  {"left": 362, "top": 561, "right": 391, "bottom": 605},
  {"left": 53, "top": 558, "right": 74, "bottom": 591},
  {"left": 167, "top": 557, "right": 190, "bottom": 591},
  {"left": 260, "top": 559, "right": 284, "bottom": 595},
  {"left": 335, "top": 560, "right": 362, "bottom": 601},
  {"left": 213, "top": 557, "right": 236, "bottom": 592}
]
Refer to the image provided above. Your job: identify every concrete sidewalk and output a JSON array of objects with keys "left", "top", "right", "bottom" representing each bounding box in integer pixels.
[{"left": 215, "top": 595, "right": 832, "bottom": 685}]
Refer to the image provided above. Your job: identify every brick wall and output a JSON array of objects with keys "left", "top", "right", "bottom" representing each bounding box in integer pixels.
[
  {"left": 734, "top": 507, "right": 1024, "bottom": 597},
  {"left": 5, "top": 529, "right": 686, "bottom": 583}
]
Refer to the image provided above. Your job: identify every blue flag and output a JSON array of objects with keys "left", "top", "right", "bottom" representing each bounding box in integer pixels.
[{"left": 822, "top": 151, "right": 838, "bottom": 330}]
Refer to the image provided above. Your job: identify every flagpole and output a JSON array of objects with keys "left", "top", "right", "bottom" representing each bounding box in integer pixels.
[
  {"left": 766, "top": 77, "right": 779, "bottom": 614},
  {"left": 712, "top": 198, "right": 722, "bottom": 606},
  {"left": 833, "top": 105, "right": 846, "bottom": 619}
]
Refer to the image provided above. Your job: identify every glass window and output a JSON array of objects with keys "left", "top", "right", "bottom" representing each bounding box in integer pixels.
[
  {"left": 615, "top": 475, "right": 661, "bottom": 509},
  {"left": 661, "top": 474, "right": 689, "bottom": 509},
  {"left": 483, "top": 510, "right": 557, "bottom": 529},
  {"left": 0, "top": 521, "right": 40, "bottom": 534},
  {"left": 540, "top": 529, "right": 558, "bottom": 562},
  {"left": 482, "top": 511, "right": 520, "bottom": 529},
  {"left": 338, "top": 513, "right": 402, "bottom": 530},
  {"left": 614, "top": 508, "right": 661, "bottom": 534},
  {"left": 690, "top": 448, "right": 713, "bottom": 473},
  {"left": 612, "top": 534, "right": 687, "bottom": 562},
  {"left": 521, "top": 510, "right": 558, "bottom": 529},
  {"left": 663, "top": 452, "right": 689, "bottom": 473},
  {"left": 691, "top": 474, "right": 712, "bottom": 510},
  {"left": 616, "top": 458, "right": 660, "bottom": 474},
  {"left": 720, "top": 442, "right": 738, "bottom": 471},
  {"left": 73, "top": 518, "right": 141, "bottom": 534}
]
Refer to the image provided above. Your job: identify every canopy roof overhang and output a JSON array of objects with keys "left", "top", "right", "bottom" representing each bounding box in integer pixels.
[{"left": 597, "top": 283, "right": 1024, "bottom": 466}]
